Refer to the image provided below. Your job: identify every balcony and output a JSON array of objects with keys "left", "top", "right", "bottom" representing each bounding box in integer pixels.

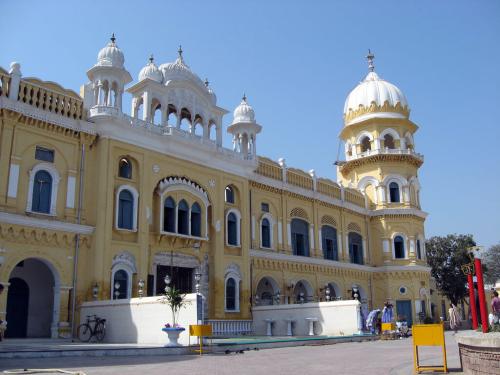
[{"left": 346, "top": 147, "right": 424, "bottom": 162}]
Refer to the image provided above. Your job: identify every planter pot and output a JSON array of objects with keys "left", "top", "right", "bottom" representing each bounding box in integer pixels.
[{"left": 162, "top": 327, "right": 185, "bottom": 347}]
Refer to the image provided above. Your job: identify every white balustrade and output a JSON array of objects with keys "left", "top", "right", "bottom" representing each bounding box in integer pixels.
[{"left": 205, "top": 319, "right": 253, "bottom": 336}]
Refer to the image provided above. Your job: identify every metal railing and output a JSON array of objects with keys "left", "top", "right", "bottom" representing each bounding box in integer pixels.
[{"left": 205, "top": 319, "right": 253, "bottom": 336}]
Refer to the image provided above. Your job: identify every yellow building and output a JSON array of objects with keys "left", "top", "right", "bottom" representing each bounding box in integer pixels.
[{"left": 0, "top": 38, "right": 433, "bottom": 338}]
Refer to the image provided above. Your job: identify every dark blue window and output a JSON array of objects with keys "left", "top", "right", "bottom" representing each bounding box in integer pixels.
[
  {"left": 32, "top": 170, "right": 52, "bottom": 213},
  {"left": 178, "top": 200, "right": 189, "bottom": 235},
  {"left": 191, "top": 202, "right": 201, "bottom": 237},
  {"left": 119, "top": 158, "right": 132, "bottom": 179},
  {"left": 163, "top": 197, "right": 175, "bottom": 232},
  {"left": 394, "top": 236, "right": 405, "bottom": 258},
  {"left": 322, "top": 225, "right": 338, "bottom": 261},
  {"left": 389, "top": 182, "right": 400, "bottom": 203},
  {"left": 227, "top": 212, "right": 238, "bottom": 245},
  {"left": 416, "top": 239, "right": 422, "bottom": 259},
  {"left": 225, "top": 186, "right": 234, "bottom": 204},
  {"left": 291, "top": 218, "right": 309, "bottom": 257},
  {"left": 113, "top": 269, "right": 128, "bottom": 299},
  {"left": 262, "top": 218, "right": 271, "bottom": 248},
  {"left": 35, "top": 147, "right": 54, "bottom": 163},
  {"left": 348, "top": 232, "right": 363, "bottom": 265},
  {"left": 118, "top": 190, "right": 134, "bottom": 229},
  {"left": 226, "top": 278, "right": 236, "bottom": 310}
]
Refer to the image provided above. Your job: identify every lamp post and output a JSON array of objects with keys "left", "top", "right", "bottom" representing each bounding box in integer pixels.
[
  {"left": 325, "top": 286, "right": 331, "bottom": 302},
  {"left": 461, "top": 256, "right": 478, "bottom": 329},
  {"left": 138, "top": 279, "right": 145, "bottom": 298},
  {"left": 164, "top": 274, "right": 171, "bottom": 293},
  {"left": 194, "top": 268, "right": 203, "bottom": 324},
  {"left": 274, "top": 290, "right": 281, "bottom": 305},
  {"left": 114, "top": 282, "right": 120, "bottom": 300},
  {"left": 194, "top": 269, "right": 201, "bottom": 294}
]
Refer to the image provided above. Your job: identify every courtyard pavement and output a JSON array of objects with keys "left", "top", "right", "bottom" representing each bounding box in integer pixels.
[{"left": 0, "top": 332, "right": 463, "bottom": 375}]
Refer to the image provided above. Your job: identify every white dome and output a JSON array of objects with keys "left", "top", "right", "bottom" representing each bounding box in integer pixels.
[
  {"left": 97, "top": 35, "right": 124, "bottom": 68},
  {"left": 344, "top": 71, "right": 408, "bottom": 115},
  {"left": 232, "top": 95, "right": 256, "bottom": 124},
  {"left": 138, "top": 56, "right": 163, "bottom": 83},
  {"left": 159, "top": 47, "right": 205, "bottom": 88}
]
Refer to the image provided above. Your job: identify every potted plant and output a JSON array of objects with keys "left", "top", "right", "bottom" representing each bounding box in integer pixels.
[{"left": 161, "top": 285, "right": 188, "bottom": 347}]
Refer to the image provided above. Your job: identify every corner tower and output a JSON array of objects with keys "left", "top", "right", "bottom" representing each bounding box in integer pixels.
[{"left": 337, "top": 52, "right": 426, "bottom": 268}]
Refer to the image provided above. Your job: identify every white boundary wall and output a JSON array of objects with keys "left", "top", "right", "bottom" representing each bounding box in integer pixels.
[
  {"left": 79, "top": 294, "right": 198, "bottom": 345},
  {"left": 252, "top": 300, "right": 361, "bottom": 336}
]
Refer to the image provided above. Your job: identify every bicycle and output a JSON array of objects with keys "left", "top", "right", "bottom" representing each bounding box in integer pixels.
[{"left": 77, "top": 314, "right": 106, "bottom": 342}]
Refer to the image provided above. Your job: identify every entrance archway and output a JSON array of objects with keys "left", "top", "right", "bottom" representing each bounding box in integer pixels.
[
  {"left": 293, "top": 280, "right": 313, "bottom": 303},
  {"left": 255, "top": 277, "right": 279, "bottom": 305},
  {"left": 6, "top": 258, "right": 59, "bottom": 338}
]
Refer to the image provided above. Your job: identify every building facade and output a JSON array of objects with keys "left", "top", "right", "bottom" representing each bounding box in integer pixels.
[{"left": 0, "top": 37, "right": 432, "bottom": 338}]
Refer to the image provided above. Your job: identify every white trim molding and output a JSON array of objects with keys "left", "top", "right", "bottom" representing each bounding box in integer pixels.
[
  {"left": 26, "top": 162, "right": 61, "bottom": 216},
  {"left": 224, "top": 263, "right": 241, "bottom": 312},
  {"left": 7, "top": 164, "right": 20, "bottom": 198},
  {"left": 0, "top": 211, "right": 94, "bottom": 234},
  {"left": 111, "top": 251, "right": 136, "bottom": 300}
]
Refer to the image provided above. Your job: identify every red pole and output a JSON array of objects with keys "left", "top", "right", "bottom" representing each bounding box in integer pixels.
[
  {"left": 467, "top": 273, "right": 478, "bottom": 329},
  {"left": 474, "top": 258, "right": 488, "bottom": 333}
]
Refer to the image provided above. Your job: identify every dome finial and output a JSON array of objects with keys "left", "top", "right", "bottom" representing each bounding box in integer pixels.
[
  {"left": 366, "top": 49, "right": 375, "bottom": 72},
  {"left": 149, "top": 54, "right": 154, "bottom": 63},
  {"left": 110, "top": 33, "right": 116, "bottom": 44},
  {"left": 204, "top": 78, "right": 209, "bottom": 87},
  {"left": 178, "top": 45, "right": 183, "bottom": 58},
  {"left": 242, "top": 93, "right": 247, "bottom": 102}
]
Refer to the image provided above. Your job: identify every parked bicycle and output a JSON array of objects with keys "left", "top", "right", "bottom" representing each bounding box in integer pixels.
[{"left": 77, "top": 314, "right": 106, "bottom": 342}]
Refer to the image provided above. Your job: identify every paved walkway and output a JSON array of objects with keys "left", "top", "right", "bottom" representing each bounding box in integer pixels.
[{"left": 0, "top": 332, "right": 463, "bottom": 375}]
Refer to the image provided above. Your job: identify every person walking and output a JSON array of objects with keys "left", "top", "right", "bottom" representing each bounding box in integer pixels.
[
  {"left": 491, "top": 291, "right": 500, "bottom": 324},
  {"left": 449, "top": 303, "right": 461, "bottom": 333}
]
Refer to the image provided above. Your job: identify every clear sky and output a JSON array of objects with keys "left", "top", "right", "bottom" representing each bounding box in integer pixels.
[{"left": 1, "top": 0, "right": 499, "bottom": 247}]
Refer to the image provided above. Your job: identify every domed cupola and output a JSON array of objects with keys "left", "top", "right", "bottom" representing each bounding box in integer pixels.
[
  {"left": 159, "top": 46, "right": 205, "bottom": 88},
  {"left": 96, "top": 33, "right": 125, "bottom": 68},
  {"left": 205, "top": 78, "right": 217, "bottom": 105},
  {"left": 227, "top": 95, "right": 262, "bottom": 160},
  {"left": 232, "top": 94, "right": 256, "bottom": 124},
  {"left": 343, "top": 51, "right": 410, "bottom": 126},
  {"left": 138, "top": 55, "right": 163, "bottom": 83}
]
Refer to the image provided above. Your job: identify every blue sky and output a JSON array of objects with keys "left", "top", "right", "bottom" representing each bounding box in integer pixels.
[{"left": 2, "top": 0, "right": 499, "bottom": 247}]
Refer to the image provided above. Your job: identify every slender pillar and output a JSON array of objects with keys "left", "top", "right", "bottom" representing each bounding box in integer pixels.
[
  {"left": 467, "top": 273, "right": 478, "bottom": 329},
  {"left": 474, "top": 258, "right": 488, "bottom": 333}
]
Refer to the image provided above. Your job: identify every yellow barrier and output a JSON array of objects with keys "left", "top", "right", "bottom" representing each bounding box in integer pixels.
[
  {"left": 189, "top": 324, "right": 212, "bottom": 355},
  {"left": 381, "top": 322, "right": 395, "bottom": 331},
  {"left": 412, "top": 323, "right": 447, "bottom": 373}
]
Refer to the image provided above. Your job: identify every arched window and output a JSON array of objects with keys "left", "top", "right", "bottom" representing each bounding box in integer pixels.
[
  {"left": 322, "top": 225, "right": 338, "bottom": 261},
  {"left": 384, "top": 134, "right": 395, "bottom": 149},
  {"left": 112, "top": 269, "right": 129, "bottom": 300},
  {"left": 225, "top": 277, "right": 236, "bottom": 311},
  {"left": 261, "top": 218, "right": 271, "bottom": 248},
  {"left": 416, "top": 239, "right": 422, "bottom": 260},
  {"left": 389, "top": 182, "right": 400, "bottom": 203},
  {"left": 32, "top": 170, "right": 52, "bottom": 213},
  {"left": 163, "top": 197, "right": 176, "bottom": 233},
  {"left": 227, "top": 212, "right": 238, "bottom": 245},
  {"left": 360, "top": 136, "right": 371, "bottom": 152},
  {"left": 191, "top": 202, "right": 201, "bottom": 237},
  {"left": 118, "top": 158, "right": 132, "bottom": 179},
  {"left": 291, "top": 218, "right": 309, "bottom": 257},
  {"left": 394, "top": 235, "right": 405, "bottom": 259},
  {"left": 348, "top": 232, "right": 363, "bottom": 265},
  {"left": 225, "top": 185, "right": 234, "bottom": 204},
  {"left": 118, "top": 190, "right": 134, "bottom": 229},
  {"left": 177, "top": 199, "right": 189, "bottom": 235}
]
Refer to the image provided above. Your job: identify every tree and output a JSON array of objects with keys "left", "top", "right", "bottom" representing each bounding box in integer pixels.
[
  {"left": 425, "top": 234, "right": 476, "bottom": 305},
  {"left": 483, "top": 244, "right": 500, "bottom": 285}
]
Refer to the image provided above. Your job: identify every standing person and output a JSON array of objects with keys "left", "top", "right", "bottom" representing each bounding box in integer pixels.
[
  {"left": 491, "top": 291, "right": 500, "bottom": 324},
  {"left": 382, "top": 301, "right": 394, "bottom": 323},
  {"left": 449, "top": 303, "right": 461, "bottom": 333}
]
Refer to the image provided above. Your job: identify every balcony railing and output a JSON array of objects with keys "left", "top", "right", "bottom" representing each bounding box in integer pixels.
[
  {"left": 346, "top": 147, "right": 424, "bottom": 162},
  {"left": 206, "top": 319, "right": 253, "bottom": 336}
]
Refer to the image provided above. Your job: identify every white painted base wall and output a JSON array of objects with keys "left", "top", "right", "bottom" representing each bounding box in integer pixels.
[
  {"left": 252, "top": 300, "right": 361, "bottom": 336},
  {"left": 79, "top": 294, "right": 198, "bottom": 345}
]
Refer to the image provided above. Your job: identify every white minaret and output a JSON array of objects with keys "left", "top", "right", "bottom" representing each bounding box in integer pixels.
[
  {"left": 227, "top": 95, "right": 262, "bottom": 159},
  {"left": 84, "top": 34, "right": 132, "bottom": 112}
]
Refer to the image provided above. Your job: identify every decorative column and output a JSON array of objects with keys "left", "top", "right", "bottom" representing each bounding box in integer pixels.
[
  {"left": 474, "top": 255, "right": 488, "bottom": 333},
  {"left": 0, "top": 282, "right": 9, "bottom": 323},
  {"left": 58, "top": 286, "right": 72, "bottom": 338}
]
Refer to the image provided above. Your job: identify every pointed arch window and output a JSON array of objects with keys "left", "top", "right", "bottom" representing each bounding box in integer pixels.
[
  {"left": 389, "top": 182, "right": 400, "bottom": 203},
  {"left": 177, "top": 199, "right": 189, "bottom": 235},
  {"left": 112, "top": 269, "right": 129, "bottom": 300},
  {"left": 348, "top": 232, "right": 364, "bottom": 265},
  {"left": 118, "top": 190, "right": 134, "bottom": 229},
  {"left": 360, "top": 137, "right": 371, "bottom": 152},
  {"left": 32, "top": 170, "right": 52, "bottom": 213},
  {"left": 191, "top": 202, "right": 201, "bottom": 237},
  {"left": 394, "top": 235, "right": 405, "bottom": 259},
  {"left": 261, "top": 218, "right": 271, "bottom": 248},
  {"left": 225, "top": 277, "right": 236, "bottom": 311},
  {"left": 163, "top": 197, "right": 176, "bottom": 232},
  {"left": 119, "top": 158, "right": 132, "bottom": 179},
  {"left": 322, "top": 225, "right": 338, "bottom": 261},
  {"left": 225, "top": 186, "right": 234, "bottom": 204},
  {"left": 384, "top": 134, "right": 395, "bottom": 149}
]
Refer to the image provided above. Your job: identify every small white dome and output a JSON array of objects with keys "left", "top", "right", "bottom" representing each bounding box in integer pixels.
[
  {"left": 97, "top": 34, "right": 125, "bottom": 68},
  {"left": 232, "top": 95, "right": 256, "bottom": 124},
  {"left": 138, "top": 56, "right": 163, "bottom": 83},
  {"left": 344, "top": 71, "right": 408, "bottom": 115}
]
